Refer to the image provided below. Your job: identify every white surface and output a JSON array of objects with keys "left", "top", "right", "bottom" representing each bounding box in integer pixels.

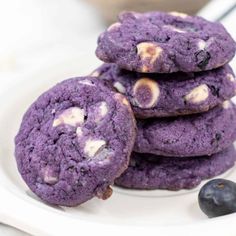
[
  {"left": 0, "top": 0, "right": 103, "bottom": 95},
  {"left": 0, "top": 0, "right": 236, "bottom": 235},
  {"left": 0, "top": 225, "right": 28, "bottom": 236},
  {"left": 1, "top": 54, "right": 236, "bottom": 236},
  {"left": 198, "top": 0, "right": 236, "bottom": 21}
]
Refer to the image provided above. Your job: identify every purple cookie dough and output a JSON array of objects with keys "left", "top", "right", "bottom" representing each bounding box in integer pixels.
[
  {"left": 96, "top": 11, "right": 236, "bottom": 73},
  {"left": 115, "top": 146, "right": 236, "bottom": 190},
  {"left": 15, "top": 77, "right": 136, "bottom": 206},
  {"left": 116, "top": 146, "right": 236, "bottom": 190},
  {"left": 94, "top": 63, "right": 236, "bottom": 118},
  {"left": 135, "top": 102, "right": 236, "bottom": 157}
]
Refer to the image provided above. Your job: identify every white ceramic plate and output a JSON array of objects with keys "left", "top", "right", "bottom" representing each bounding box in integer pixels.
[{"left": 1, "top": 54, "right": 236, "bottom": 236}]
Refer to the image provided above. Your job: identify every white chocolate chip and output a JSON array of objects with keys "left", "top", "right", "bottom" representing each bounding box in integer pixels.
[
  {"left": 44, "top": 175, "right": 58, "bottom": 185},
  {"left": 90, "top": 71, "right": 100, "bottom": 77},
  {"left": 84, "top": 139, "right": 106, "bottom": 158},
  {"left": 53, "top": 107, "right": 85, "bottom": 127},
  {"left": 76, "top": 127, "right": 83, "bottom": 137},
  {"left": 169, "top": 11, "right": 188, "bottom": 18},
  {"left": 42, "top": 167, "right": 58, "bottom": 185},
  {"left": 163, "top": 25, "right": 186, "bottom": 33},
  {"left": 107, "top": 22, "right": 121, "bottom": 31},
  {"left": 198, "top": 40, "right": 206, "bottom": 50},
  {"left": 113, "top": 81, "right": 126, "bottom": 93},
  {"left": 122, "top": 97, "right": 129, "bottom": 106},
  {"left": 99, "top": 101, "right": 108, "bottom": 117},
  {"left": 78, "top": 79, "right": 95, "bottom": 86},
  {"left": 52, "top": 119, "right": 62, "bottom": 127},
  {"left": 222, "top": 100, "right": 231, "bottom": 109},
  {"left": 133, "top": 78, "right": 160, "bottom": 108},
  {"left": 227, "top": 73, "right": 235, "bottom": 82},
  {"left": 140, "top": 65, "right": 149, "bottom": 73},
  {"left": 184, "top": 84, "right": 209, "bottom": 104},
  {"left": 114, "top": 93, "right": 130, "bottom": 106},
  {"left": 198, "top": 38, "right": 214, "bottom": 50},
  {"left": 93, "top": 101, "right": 109, "bottom": 123},
  {"left": 137, "top": 42, "right": 163, "bottom": 66}
]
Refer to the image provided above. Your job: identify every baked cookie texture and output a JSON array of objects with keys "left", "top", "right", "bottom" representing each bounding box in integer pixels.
[
  {"left": 115, "top": 146, "right": 236, "bottom": 190},
  {"left": 96, "top": 11, "right": 236, "bottom": 73},
  {"left": 134, "top": 102, "right": 236, "bottom": 157},
  {"left": 94, "top": 63, "right": 236, "bottom": 118},
  {"left": 15, "top": 77, "right": 136, "bottom": 206},
  {"left": 14, "top": 10, "right": 236, "bottom": 202}
]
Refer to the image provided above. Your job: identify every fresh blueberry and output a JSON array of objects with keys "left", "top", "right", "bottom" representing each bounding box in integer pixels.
[{"left": 198, "top": 179, "right": 236, "bottom": 218}]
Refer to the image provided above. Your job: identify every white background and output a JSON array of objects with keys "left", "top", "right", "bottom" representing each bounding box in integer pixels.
[{"left": 0, "top": 0, "right": 235, "bottom": 235}]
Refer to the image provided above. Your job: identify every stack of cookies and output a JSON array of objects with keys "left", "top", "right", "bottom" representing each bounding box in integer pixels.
[
  {"left": 94, "top": 11, "right": 236, "bottom": 190},
  {"left": 14, "top": 10, "right": 236, "bottom": 207}
]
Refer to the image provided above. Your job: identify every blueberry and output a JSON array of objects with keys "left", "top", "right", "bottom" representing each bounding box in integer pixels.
[
  {"left": 195, "top": 50, "right": 211, "bottom": 69},
  {"left": 198, "top": 179, "right": 236, "bottom": 218},
  {"left": 209, "top": 85, "right": 220, "bottom": 97}
]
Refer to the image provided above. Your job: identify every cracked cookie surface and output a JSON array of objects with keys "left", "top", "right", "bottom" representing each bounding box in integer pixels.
[
  {"left": 15, "top": 77, "right": 136, "bottom": 206},
  {"left": 135, "top": 102, "right": 236, "bottom": 157},
  {"left": 96, "top": 11, "right": 236, "bottom": 73},
  {"left": 115, "top": 146, "right": 236, "bottom": 190},
  {"left": 94, "top": 63, "right": 236, "bottom": 118}
]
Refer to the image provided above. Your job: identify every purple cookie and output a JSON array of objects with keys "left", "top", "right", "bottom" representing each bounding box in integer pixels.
[
  {"left": 15, "top": 77, "right": 136, "bottom": 206},
  {"left": 93, "top": 63, "right": 236, "bottom": 118},
  {"left": 115, "top": 146, "right": 236, "bottom": 190},
  {"left": 96, "top": 11, "right": 236, "bottom": 73},
  {"left": 135, "top": 102, "right": 236, "bottom": 157}
]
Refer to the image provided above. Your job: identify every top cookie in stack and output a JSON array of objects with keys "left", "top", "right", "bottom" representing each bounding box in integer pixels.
[
  {"left": 96, "top": 11, "right": 235, "bottom": 74},
  {"left": 94, "top": 11, "right": 236, "bottom": 119}
]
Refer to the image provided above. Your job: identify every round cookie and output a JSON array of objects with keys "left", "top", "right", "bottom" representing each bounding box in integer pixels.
[
  {"left": 96, "top": 11, "right": 236, "bottom": 73},
  {"left": 93, "top": 63, "right": 236, "bottom": 118},
  {"left": 135, "top": 101, "right": 236, "bottom": 157},
  {"left": 15, "top": 77, "right": 136, "bottom": 206},
  {"left": 115, "top": 146, "right": 236, "bottom": 190}
]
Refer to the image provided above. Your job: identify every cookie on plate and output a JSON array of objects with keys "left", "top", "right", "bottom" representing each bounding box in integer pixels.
[
  {"left": 15, "top": 77, "right": 136, "bottom": 206},
  {"left": 135, "top": 101, "right": 236, "bottom": 157},
  {"left": 93, "top": 63, "right": 236, "bottom": 118},
  {"left": 96, "top": 11, "right": 236, "bottom": 73},
  {"left": 115, "top": 145, "right": 236, "bottom": 190}
]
